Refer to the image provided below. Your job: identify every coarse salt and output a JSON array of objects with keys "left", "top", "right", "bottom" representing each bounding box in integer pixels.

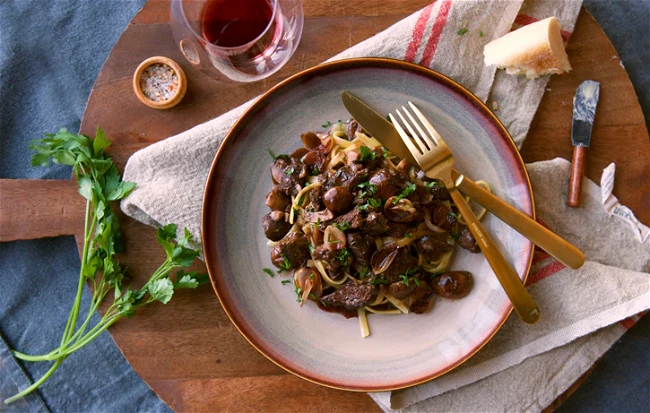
[{"left": 139, "top": 63, "right": 179, "bottom": 102}]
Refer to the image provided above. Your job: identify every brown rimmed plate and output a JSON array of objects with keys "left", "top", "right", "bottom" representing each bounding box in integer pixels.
[{"left": 202, "top": 58, "right": 534, "bottom": 392}]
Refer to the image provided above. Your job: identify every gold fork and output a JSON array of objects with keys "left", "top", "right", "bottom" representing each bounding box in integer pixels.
[{"left": 390, "top": 102, "right": 540, "bottom": 324}]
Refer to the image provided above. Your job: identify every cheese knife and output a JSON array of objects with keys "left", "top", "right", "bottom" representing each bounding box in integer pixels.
[
  {"left": 567, "top": 80, "right": 600, "bottom": 207},
  {"left": 341, "top": 90, "right": 585, "bottom": 270}
]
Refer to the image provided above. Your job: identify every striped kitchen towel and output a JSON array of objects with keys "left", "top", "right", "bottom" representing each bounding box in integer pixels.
[{"left": 119, "top": 1, "right": 649, "bottom": 411}]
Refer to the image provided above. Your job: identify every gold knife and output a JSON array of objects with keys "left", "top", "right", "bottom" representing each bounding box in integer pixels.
[{"left": 341, "top": 91, "right": 585, "bottom": 270}]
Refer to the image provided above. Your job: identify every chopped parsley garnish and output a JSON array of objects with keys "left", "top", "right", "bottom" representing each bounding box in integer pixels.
[
  {"left": 358, "top": 182, "right": 378, "bottom": 195},
  {"left": 267, "top": 149, "right": 277, "bottom": 160},
  {"left": 358, "top": 197, "right": 383, "bottom": 211},
  {"left": 457, "top": 28, "right": 468, "bottom": 35},
  {"left": 399, "top": 274, "right": 410, "bottom": 286},
  {"left": 371, "top": 277, "right": 390, "bottom": 285},
  {"left": 424, "top": 181, "right": 441, "bottom": 189},
  {"left": 359, "top": 146, "right": 376, "bottom": 161},
  {"left": 281, "top": 280, "right": 291, "bottom": 285},
  {"left": 404, "top": 233, "right": 413, "bottom": 238},
  {"left": 382, "top": 147, "right": 390, "bottom": 159},
  {"left": 451, "top": 232, "right": 460, "bottom": 240},
  {"left": 279, "top": 254, "right": 291, "bottom": 270},
  {"left": 327, "top": 234, "right": 342, "bottom": 244},
  {"left": 449, "top": 211, "right": 458, "bottom": 218},
  {"left": 386, "top": 115, "right": 392, "bottom": 123},
  {"left": 308, "top": 293, "right": 317, "bottom": 300},
  {"left": 311, "top": 166, "right": 319, "bottom": 176},
  {"left": 322, "top": 121, "right": 331, "bottom": 128},
  {"left": 333, "top": 222, "right": 350, "bottom": 231},
  {"left": 308, "top": 243, "right": 316, "bottom": 253},
  {"left": 479, "top": 31, "right": 484, "bottom": 38},
  {"left": 393, "top": 182, "right": 417, "bottom": 203},
  {"left": 284, "top": 166, "right": 295, "bottom": 175},
  {"left": 358, "top": 266, "right": 370, "bottom": 278},
  {"left": 337, "top": 248, "right": 350, "bottom": 267},
  {"left": 294, "top": 286, "right": 303, "bottom": 302},
  {"left": 413, "top": 277, "right": 421, "bottom": 286},
  {"left": 263, "top": 268, "right": 275, "bottom": 278}
]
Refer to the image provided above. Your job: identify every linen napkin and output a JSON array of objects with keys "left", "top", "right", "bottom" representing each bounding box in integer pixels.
[{"left": 120, "top": 1, "right": 650, "bottom": 411}]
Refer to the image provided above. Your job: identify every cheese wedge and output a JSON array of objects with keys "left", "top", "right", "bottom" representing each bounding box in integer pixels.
[{"left": 484, "top": 17, "right": 571, "bottom": 78}]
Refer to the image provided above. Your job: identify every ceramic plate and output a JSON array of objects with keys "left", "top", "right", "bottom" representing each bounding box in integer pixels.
[{"left": 202, "top": 58, "right": 534, "bottom": 391}]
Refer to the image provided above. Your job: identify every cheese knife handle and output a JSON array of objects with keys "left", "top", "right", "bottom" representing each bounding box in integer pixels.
[{"left": 568, "top": 146, "right": 587, "bottom": 207}]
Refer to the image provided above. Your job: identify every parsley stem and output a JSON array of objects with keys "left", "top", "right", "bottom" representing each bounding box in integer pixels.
[{"left": 3, "top": 357, "right": 67, "bottom": 405}]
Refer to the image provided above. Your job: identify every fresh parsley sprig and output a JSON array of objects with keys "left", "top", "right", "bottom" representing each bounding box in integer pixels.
[{"left": 5, "top": 129, "right": 206, "bottom": 405}]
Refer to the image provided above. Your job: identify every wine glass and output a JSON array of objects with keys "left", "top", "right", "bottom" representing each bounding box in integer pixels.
[{"left": 170, "top": 0, "right": 303, "bottom": 83}]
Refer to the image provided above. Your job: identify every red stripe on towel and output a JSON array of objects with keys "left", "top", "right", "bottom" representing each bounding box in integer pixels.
[
  {"left": 404, "top": 2, "right": 436, "bottom": 63},
  {"left": 419, "top": 0, "right": 453, "bottom": 67},
  {"left": 514, "top": 14, "right": 572, "bottom": 43}
]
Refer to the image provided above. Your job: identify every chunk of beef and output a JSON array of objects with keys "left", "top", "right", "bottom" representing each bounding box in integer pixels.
[
  {"left": 346, "top": 232, "right": 375, "bottom": 266},
  {"left": 309, "top": 185, "right": 323, "bottom": 211},
  {"left": 265, "top": 187, "right": 291, "bottom": 211},
  {"left": 276, "top": 159, "right": 307, "bottom": 197},
  {"left": 457, "top": 228, "right": 480, "bottom": 253},
  {"left": 368, "top": 168, "right": 407, "bottom": 200},
  {"left": 415, "top": 235, "right": 452, "bottom": 261},
  {"left": 364, "top": 212, "right": 390, "bottom": 236},
  {"left": 386, "top": 222, "right": 410, "bottom": 238},
  {"left": 313, "top": 244, "right": 349, "bottom": 274},
  {"left": 325, "top": 164, "right": 368, "bottom": 190},
  {"left": 262, "top": 211, "right": 292, "bottom": 241},
  {"left": 371, "top": 246, "right": 418, "bottom": 284},
  {"left": 321, "top": 281, "right": 377, "bottom": 310},
  {"left": 331, "top": 208, "right": 364, "bottom": 229},
  {"left": 270, "top": 232, "right": 310, "bottom": 269},
  {"left": 428, "top": 182, "right": 451, "bottom": 201}
]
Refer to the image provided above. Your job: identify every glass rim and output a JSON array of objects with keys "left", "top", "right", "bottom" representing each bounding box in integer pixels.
[{"left": 177, "top": 0, "right": 279, "bottom": 52}]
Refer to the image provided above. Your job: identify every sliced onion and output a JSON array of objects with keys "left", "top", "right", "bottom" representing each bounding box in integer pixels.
[
  {"left": 305, "top": 209, "right": 334, "bottom": 223},
  {"left": 424, "top": 208, "right": 448, "bottom": 233},
  {"left": 324, "top": 225, "right": 346, "bottom": 251},
  {"left": 371, "top": 247, "right": 399, "bottom": 275}
]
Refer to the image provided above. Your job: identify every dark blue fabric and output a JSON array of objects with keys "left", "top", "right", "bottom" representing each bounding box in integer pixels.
[
  {"left": 0, "top": 0, "right": 169, "bottom": 412},
  {"left": 0, "top": 1, "right": 647, "bottom": 412}
]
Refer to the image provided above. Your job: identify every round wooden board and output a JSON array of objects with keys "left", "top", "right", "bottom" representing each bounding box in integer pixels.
[{"left": 69, "top": 1, "right": 648, "bottom": 412}]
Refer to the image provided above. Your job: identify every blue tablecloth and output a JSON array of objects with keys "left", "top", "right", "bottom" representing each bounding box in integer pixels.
[{"left": 0, "top": 1, "right": 647, "bottom": 411}]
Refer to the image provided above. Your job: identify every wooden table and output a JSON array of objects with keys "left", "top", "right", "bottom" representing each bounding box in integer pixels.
[{"left": 1, "top": 1, "right": 648, "bottom": 411}]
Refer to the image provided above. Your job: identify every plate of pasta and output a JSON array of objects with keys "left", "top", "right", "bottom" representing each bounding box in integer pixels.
[{"left": 202, "top": 58, "right": 534, "bottom": 391}]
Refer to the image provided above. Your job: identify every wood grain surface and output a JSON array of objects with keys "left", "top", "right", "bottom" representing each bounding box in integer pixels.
[{"left": 1, "top": 0, "right": 648, "bottom": 411}]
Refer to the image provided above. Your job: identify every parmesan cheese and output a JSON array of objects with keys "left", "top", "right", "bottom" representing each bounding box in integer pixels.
[{"left": 484, "top": 17, "right": 571, "bottom": 79}]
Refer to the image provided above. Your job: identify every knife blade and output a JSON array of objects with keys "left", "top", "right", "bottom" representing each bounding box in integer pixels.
[
  {"left": 341, "top": 90, "right": 585, "bottom": 269},
  {"left": 568, "top": 80, "right": 600, "bottom": 207}
]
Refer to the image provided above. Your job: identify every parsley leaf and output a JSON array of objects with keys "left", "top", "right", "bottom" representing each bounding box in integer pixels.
[
  {"left": 280, "top": 254, "right": 292, "bottom": 270},
  {"left": 148, "top": 278, "right": 174, "bottom": 304},
  {"left": 457, "top": 28, "right": 468, "bottom": 35},
  {"left": 333, "top": 222, "right": 350, "bottom": 231},
  {"left": 281, "top": 280, "right": 291, "bottom": 285},
  {"left": 263, "top": 268, "right": 275, "bottom": 278},
  {"left": 424, "top": 181, "right": 441, "bottom": 189},
  {"left": 337, "top": 248, "right": 350, "bottom": 267},
  {"left": 267, "top": 149, "right": 277, "bottom": 160},
  {"left": 322, "top": 121, "right": 331, "bottom": 128},
  {"left": 284, "top": 166, "right": 295, "bottom": 175},
  {"left": 371, "top": 277, "right": 390, "bottom": 285},
  {"left": 393, "top": 182, "right": 417, "bottom": 203},
  {"left": 359, "top": 146, "right": 376, "bottom": 161}
]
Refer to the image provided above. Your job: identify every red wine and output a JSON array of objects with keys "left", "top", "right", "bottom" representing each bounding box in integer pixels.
[{"left": 200, "top": 0, "right": 274, "bottom": 48}]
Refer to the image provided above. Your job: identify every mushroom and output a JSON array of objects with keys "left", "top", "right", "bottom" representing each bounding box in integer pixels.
[
  {"left": 323, "top": 186, "right": 353, "bottom": 215},
  {"left": 301, "top": 131, "right": 321, "bottom": 149},
  {"left": 271, "top": 156, "right": 290, "bottom": 184},
  {"left": 265, "top": 187, "right": 291, "bottom": 211},
  {"left": 431, "top": 271, "right": 473, "bottom": 299},
  {"left": 384, "top": 197, "right": 417, "bottom": 223},
  {"left": 262, "top": 212, "right": 292, "bottom": 241},
  {"left": 294, "top": 267, "right": 323, "bottom": 307}
]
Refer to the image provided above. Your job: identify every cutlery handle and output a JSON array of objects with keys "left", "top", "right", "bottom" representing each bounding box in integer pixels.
[
  {"left": 448, "top": 187, "right": 540, "bottom": 324},
  {"left": 455, "top": 174, "right": 585, "bottom": 270},
  {"left": 568, "top": 146, "right": 586, "bottom": 207}
]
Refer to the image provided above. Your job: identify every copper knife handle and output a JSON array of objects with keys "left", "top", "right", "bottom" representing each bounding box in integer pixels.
[
  {"left": 567, "top": 146, "right": 587, "bottom": 207},
  {"left": 454, "top": 171, "right": 585, "bottom": 270},
  {"left": 448, "top": 186, "right": 540, "bottom": 324}
]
